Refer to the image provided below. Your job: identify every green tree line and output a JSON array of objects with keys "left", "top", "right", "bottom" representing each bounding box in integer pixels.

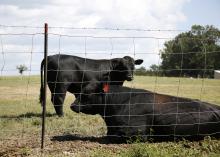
[{"left": 135, "top": 25, "right": 220, "bottom": 78}]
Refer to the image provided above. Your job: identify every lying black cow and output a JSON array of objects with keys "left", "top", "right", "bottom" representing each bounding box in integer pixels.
[
  {"left": 71, "top": 82, "right": 220, "bottom": 142},
  {"left": 40, "top": 54, "right": 143, "bottom": 116}
]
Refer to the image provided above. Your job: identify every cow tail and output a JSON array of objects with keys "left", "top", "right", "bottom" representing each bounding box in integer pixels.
[{"left": 39, "top": 59, "right": 44, "bottom": 105}]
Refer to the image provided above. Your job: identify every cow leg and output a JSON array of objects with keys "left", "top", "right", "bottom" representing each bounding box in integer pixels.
[{"left": 50, "top": 83, "right": 68, "bottom": 117}]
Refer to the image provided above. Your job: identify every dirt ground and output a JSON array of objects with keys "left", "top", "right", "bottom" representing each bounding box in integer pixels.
[
  {"left": 0, "top": 134, "right": 129, "bottom": 157},
  {"left": 2, "top": 134, "right": 220, "bottom": 157}
]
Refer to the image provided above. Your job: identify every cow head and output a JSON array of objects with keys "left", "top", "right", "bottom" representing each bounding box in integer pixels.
[
  {"left": 70, "top": 82, "right": 103, "bottom": 115},
  {"left": 111, "top": 56, "right": 143, "bottom": 82},
  {"left": 70, "top": 94, "right": 102, "bottom": 115}
]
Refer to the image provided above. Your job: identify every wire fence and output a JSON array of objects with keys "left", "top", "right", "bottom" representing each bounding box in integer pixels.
[{"left": 0, "top": 24, "right": 220, "bottom": 150}]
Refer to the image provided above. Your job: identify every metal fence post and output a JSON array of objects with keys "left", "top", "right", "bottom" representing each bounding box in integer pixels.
[{"left": 41, "top": 23, "right": 48, "bottom": 149}]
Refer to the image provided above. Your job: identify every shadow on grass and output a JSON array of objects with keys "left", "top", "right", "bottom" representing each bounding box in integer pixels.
[
  {"left": 0, "top": 112, "right": 57, "bottom": 119},
  {"left": 51, "top": 134, "right": 112, "bottom": 144},
  {"left": 51, "top": 134, "right": 220, "bottom": 144}
]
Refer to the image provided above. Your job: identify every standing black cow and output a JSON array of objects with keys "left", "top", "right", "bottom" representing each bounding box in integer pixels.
[
  {"left": 40, "top": 54, "right": 143, "bottom": 116},
  {"left": 71, "top": 82, "right": 220, "bottom": 142}
]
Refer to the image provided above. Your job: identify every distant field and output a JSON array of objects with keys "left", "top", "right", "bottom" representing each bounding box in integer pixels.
[{"left": 0, "top": 75, "right": 220, "bottom": 157}]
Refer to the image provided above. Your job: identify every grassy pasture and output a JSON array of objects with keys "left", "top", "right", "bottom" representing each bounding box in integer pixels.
[{"left": 0, "top": 76, "right": 220, "bottom": 156}]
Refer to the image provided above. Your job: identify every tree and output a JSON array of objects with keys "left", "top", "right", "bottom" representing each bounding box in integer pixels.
[
  {"left": 150, "top": 64, "right": 160, "bottom": 71},
  {"left": 135, "top": 66, "right": 147, "bottom": 76},
  {"left": 135, "top": 65, "right": 162, "bottom": 76},
  {"left": 16, "top": 64, "right": 28, "bottom": 75},
  {"left": 160, "top": 25, "right": 220, "bottom": 78},
  {"left": 149, "top": 64, "right": 161, "bottom": 76}
]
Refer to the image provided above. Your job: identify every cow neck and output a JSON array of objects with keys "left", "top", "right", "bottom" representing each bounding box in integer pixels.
[{"left": 102, "top": 86, "right": 131, "bottom": 105}]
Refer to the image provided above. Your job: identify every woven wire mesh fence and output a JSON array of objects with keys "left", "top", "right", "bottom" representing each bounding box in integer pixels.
[{"left": 0, "top": 25, "right": 220, "bottom": 149}]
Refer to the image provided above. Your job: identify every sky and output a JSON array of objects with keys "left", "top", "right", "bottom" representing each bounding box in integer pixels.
[{"left": 0, "top": 0, "right": 219, "bottom": 75}]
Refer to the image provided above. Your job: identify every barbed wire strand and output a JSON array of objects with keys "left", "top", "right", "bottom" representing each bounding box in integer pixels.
[
  {"left": 1, "top": 50, "right": 220, "bottom": 55},
  {"left": 0, "top": 24, "right": 190, "bottom": 32}
]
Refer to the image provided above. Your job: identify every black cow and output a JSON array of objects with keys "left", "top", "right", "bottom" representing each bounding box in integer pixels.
[
  {"left": 71, "top": 82, "right": 220, "bottom": 142},
  {"left": 40, "top": 54, "right": 143, "bottom": 116}
]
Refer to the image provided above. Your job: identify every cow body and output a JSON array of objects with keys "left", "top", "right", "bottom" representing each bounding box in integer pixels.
[
  {"left": 40, "top": 54, "right": 143, "bottom": 116},
  {"left": 71, "top": 84, "right": 220, "bottom": 142}
]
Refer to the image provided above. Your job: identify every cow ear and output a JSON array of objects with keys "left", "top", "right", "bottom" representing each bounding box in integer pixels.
[{"left": 135, "top": 59, "right": 143, "bottom": 65}]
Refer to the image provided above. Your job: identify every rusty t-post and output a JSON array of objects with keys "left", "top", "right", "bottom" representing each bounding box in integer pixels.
[{"left": 41, "top": 23, "right": 48, "bottom": 149}]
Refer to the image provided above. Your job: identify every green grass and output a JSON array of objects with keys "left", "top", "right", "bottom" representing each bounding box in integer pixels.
[
  {"left": 0, "top": 75, "right": 220, "bottom": 156},
  {"left": 91, "top": 137, "right": 220, "bottom": 157},
  {"left": 125, "top": 76, "right": 220, "bottom": 104}
]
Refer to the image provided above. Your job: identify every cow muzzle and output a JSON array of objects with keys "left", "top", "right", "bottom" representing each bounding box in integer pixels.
[{"left": 70, "top": 103, "right": 81, "bottom": 113}]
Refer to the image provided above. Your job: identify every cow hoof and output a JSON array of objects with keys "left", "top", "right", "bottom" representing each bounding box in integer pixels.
[{"left": 58, "top": 113, "right": 64, "bottom": 117}]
